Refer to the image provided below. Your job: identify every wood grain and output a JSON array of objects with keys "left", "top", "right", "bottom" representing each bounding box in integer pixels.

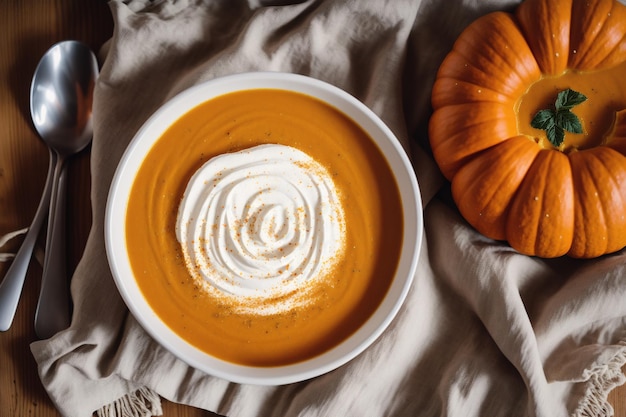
[{"left": 0, "top": 1, "right": 624, "bottom": 417}]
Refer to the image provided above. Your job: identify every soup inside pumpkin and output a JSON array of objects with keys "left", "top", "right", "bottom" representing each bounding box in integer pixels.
[
  {"left": 516, "top": 61, "right": 626, "bottom": 151},
  {"left": 125, "top": 88, "right": 404, "bottom": 367}
]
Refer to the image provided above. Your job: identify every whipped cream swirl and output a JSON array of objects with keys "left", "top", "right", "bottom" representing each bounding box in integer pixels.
[{"left": 176, "top": 144, "right": 346, "bottom": 314}]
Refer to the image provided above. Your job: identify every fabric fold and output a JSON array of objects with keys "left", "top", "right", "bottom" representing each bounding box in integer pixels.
[{"left": 27, "top": 0, "right": 626, "bottom": 416}]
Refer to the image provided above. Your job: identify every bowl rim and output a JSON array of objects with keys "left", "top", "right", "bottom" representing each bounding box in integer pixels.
[{"left": 104, "top": 71, "right": 423, "bottom": 385}]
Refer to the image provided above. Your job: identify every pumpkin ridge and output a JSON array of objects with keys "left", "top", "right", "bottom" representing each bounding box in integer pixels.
[
  {"left": 568, "top": 151, "right": 609, "bottom": 257},
  {"left": 568, "top": 0, "right": 626, "bottom": 70},
  {"left": 568, "top": 147, "right": 626, "bottom": 257},
  {"left": 570, "top": 0, "right": 609, "bottom": 48},
  {"left": 436, "top": 102, "right": 515, "bottom": 131},
  {"left": 587, "top": 149, "right": 626, "bottom": 251},
  {"left": 430, "top": 103, "right": 517, "bottom": 179},
  {"left": 452, "top": 136, "right": 540, "bottom": 241},
  {"left": 438, "top": 51, "right": 530, "bottom": 98},
  {"left": 505, "top": 150, "right": 575, "bottom": 257},
  {"left": 457, "top": 53, "right": 528, "bottom": 95},
  {"left": 432, "top": 77, "right": 515, "bottom": 107},
  {"left": 588, "top": 165, "right": 609, "bottom": 253},
  {"left": 597, "top": 31, "right": 626, "bottom": 68},
  {"left": 595, "top": 158, "right": 622, "bottom": 253},
  {"left": 451, "top": 12, "right": 540, "bottom": 96},
  {"left": 516, "top": 0, "right": 572, "bottom": 75},
  {"left": 454, "top": 12, "right": 534, "bottom": 93}
]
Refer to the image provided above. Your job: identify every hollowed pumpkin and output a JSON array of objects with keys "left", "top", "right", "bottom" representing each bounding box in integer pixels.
[{"left": 429, "top": 0, "right": 626, "bottom": 258}]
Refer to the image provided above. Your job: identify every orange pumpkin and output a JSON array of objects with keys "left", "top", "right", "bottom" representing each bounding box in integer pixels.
[{"left": 429, "top": 0, "right": 626, "bottom": 258}]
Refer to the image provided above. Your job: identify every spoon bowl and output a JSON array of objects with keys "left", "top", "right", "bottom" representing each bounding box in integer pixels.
[{"left": 30, "top": 41, "right": 96, "bottom": 157}]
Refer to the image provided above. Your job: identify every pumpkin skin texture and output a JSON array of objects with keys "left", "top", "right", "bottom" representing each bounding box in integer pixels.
[
  {"left": 451, "top": 136, "right": 540, "bottom": 242},
  {"left": 568, "top": 148, "right": 626, "bottom": 258},
  {"left": 430, "top": 12, "right": 541, "bottom": 179},
  {"left": 429, "top": 0, "right": 626, "bottom": 258},
  {"left": 516, "top": 0, "right": 572, "bottom": 75},
  {"left": 606, "top": 110, "right": 626, "bottom": 155},
  {"left": 505, "top": 150, "right": 575, "bottom": 258}
]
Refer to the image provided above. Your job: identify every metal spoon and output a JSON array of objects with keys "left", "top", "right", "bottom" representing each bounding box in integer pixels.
[
  {"left": 29, "top": 40, "right": 98, "bottom": 339},
  {"left": 0, "top": 152, "right": 56, "bottom": 332}
]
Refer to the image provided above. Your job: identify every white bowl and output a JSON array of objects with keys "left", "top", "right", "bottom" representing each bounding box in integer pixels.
[{"left": 105, "top": 72, "right": 423, "bottom": 385}]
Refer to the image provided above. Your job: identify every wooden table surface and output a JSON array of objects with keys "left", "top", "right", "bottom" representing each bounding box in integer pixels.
[{"left": 0, "top": 2, "right": 624, "bottom": 416}]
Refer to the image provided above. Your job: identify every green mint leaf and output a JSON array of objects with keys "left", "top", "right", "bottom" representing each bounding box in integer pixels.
[
  {"left": 531, "top": 88, "right": 586, "bottom": 148},
  {"left": 531, "top": 109, "right": 555, "bottom": 130},
  {"left": 548, "top": 125, "right": 565, "bottom": 147},
  {"left": 555, "top": 89, "right": 587, "bottom": 111},
  {"left": 556, "top": 110, "right": 584, "bottom": 134}
]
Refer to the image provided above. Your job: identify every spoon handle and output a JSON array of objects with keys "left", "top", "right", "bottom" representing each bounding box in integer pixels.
[
  {"left": 35, "top": 154, "right": 72, "bottom": 339},
  {"left": 0, "top": 150, "right": 56, "bottom": 331}
]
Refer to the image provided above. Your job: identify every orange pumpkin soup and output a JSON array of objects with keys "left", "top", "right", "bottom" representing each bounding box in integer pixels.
[
  {"left": 516, "top": 61, "right": 626, "bottom": 151},
  {"left": 125, "top": 89, "right": 404, "bottom": 367}
]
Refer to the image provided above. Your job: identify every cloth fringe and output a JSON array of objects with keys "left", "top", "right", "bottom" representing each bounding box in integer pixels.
[
  {"left": 0, "top": 228, "right": 28, "bottom": 262},
  {"left": 95, "top": 387, "right": 163, "bottom": 417},
  {"left": 574, "top": 343, "right": 626, "bottom": 417}
]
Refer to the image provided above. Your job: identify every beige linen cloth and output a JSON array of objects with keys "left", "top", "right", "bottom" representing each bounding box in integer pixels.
[{"left": 13, "top": 0, "right": 626, "bottom": 416}]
